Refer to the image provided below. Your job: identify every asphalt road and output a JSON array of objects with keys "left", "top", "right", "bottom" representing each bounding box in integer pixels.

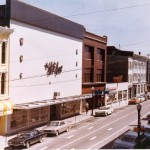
[{"left": 12, "top": 100, "right": 150, "bottom": 150}]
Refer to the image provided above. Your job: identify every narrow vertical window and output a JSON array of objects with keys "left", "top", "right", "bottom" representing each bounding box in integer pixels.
[
  {"left": 1, "top": 73, "right": 6, "bottom": 94},
  {"left": 2, "top": 42, "right": 6, "bottom": 64}
]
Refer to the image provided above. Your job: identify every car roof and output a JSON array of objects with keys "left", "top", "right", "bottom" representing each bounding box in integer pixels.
[
  {"left": 124, "top": 130, "right": 137, "bottom": 137},
  {"left": 143, "top": 124, "right": 150, "bottom": 129}
]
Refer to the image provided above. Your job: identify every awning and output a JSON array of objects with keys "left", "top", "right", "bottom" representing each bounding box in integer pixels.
[
  {"left": 13, "top": 94, "right": 92, "bottom": 110},
  {"left": 0, "top": 100, "right": 13, "bottom": 116}
]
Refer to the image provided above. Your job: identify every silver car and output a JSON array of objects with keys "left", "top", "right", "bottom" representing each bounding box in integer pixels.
[{"left": 41, "top": 121, "right": 70, "bottom": 136}]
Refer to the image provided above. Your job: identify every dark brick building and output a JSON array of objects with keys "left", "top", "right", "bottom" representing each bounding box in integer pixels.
[
  {"left": 106, "top": 46, "right": 133, "bottom": 83},
  {"left": 82, "top": 31, "right": 107, "bottom": 108}
]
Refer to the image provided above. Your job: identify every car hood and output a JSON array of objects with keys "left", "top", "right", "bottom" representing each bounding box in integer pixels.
[
  {"left": 42, "top": 125, "right": 58, "bottom": 130},
  {"left": 8, "top": 137, "right": 28, "bottom": 142},
  {"left": 113, "top": 139, "right": 135, "bottom": 148}
]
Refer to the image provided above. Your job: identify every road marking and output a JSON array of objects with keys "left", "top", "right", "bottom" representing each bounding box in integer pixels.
[
  {"left": 88, "top": 118, "right": 139, "bottom": 149},
  {"left": 39, "top": 147, "right": 48, "bottom": 150},
  {"left": 89, "top": 136, "right": 97, "bottom": 140},
  {"left": 66, "top": 135, "right": 74, "bottom": 139},
  {"left": 88, "top": 127, "right": 93, "bottom": 129},
  {"left": 56, "top": 111, "right": 136, "bottom": 150},
  {"left": 56, "top": 103, "right": 150, "bottom": 150},
  {"left": 107, "top": 128, "right": 113, "bottom": 131}
]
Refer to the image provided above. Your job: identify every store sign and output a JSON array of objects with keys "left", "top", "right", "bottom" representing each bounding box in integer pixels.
[
  {"left": 44, "top": 61, "right": 63, "bottom": 77},
  {"left": 95, "top": 90, "right": 109, "bottom": 95}
]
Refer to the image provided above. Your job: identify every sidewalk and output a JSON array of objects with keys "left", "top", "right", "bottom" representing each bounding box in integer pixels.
[{"left": 0, "top": 109, "right": 97, "bottom": 150}]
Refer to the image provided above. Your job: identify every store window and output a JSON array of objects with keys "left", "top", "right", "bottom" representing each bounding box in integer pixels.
[
  {"left": 123, "top": 90, "right": 127, "bottom": 100},
  {"left": 10, "top": 107, "right": 49, "bottom": 130},
  {"left": 118, "top": 91, "right": 122, "bottom": 101}
]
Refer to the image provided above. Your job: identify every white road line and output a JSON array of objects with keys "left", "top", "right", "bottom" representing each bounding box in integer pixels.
[
  {"left": 39, "top": 147, "right": 48, "bottom": 150},
  {"left": 56, "top": 103, "right": 150, "bottom": 150},
  {"left": 56, "top": 110, "right": 136, "bottom": 150},
  {"left": 88, "top": 127, "right": 93, "bottom": 129},
  {"left": 107, "top": 128, "right": 113, "bottom": 131},
  {"left": 88, "top": 118, "right": 139, "bottom": 149},
  {"left": 89, "top": 136, "right": 97, "bottom": 140},
  {"left": 66, "top": 135, "right": 74, "bottom": 139}
]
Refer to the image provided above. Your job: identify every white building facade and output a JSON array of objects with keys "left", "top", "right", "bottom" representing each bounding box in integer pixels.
[
  {"left": 0, "top": 0, "right": 85, "bottom": 135},
  {"left": 128, "top": 54, "right": 147, "bottom": 97}
]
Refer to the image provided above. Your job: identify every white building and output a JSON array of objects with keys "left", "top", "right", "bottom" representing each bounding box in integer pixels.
[
  {"left": 0, "top": 0, "right": 85, "bottom": 135},
  {"left": 128, "top": 54, "right": 147, "bottom": 97}
]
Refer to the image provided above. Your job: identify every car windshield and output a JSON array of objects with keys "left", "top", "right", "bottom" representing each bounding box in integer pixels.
[
  {"left": 17, "top": 132, "right": 31, "bottom": 138},
  {"left": 120, "top": 135, "right": 135, "bottom": 143},
  {"left": 99, "top": 107, "right": 110, "bottom": 110},
  {"left": 48, "top": 122, "right": 59, "bottom": 126}
]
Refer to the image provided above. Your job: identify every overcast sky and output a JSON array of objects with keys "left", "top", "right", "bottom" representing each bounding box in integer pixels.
[{"left": 0, "top": 0, "right": 150, "bottom": 56}]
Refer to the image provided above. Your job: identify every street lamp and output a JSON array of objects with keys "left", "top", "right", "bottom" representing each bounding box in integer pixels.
[
  {"left": 137, "top": 103, "right": 142, "bottom": 146},
  {"left": 91, "top": 86, "right": 95, "bottom": 116}
]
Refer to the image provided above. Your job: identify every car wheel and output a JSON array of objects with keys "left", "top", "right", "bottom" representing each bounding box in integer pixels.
[
  {"left": 39, "top": 137, "right": 43, "bottom": 143},
  {"left": 56, "top": 131, "right": 59, "bottom": 136},
  {"left": 26, "top": 141, "right": 30, "bottom": 148}
]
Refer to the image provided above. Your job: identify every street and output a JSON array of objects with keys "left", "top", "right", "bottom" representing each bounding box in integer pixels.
[{"left": 13, "top": 101, "right": 150, "bottom": 150}]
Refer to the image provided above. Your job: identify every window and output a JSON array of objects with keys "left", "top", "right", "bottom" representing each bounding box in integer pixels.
[
  {"left": 2, "top": 42, "right": 6, "bottom": 64},
  {"left": 1, "top": 73, "right": 6, "bottom": 94},
  {"left": 96, "top": 69, "right": 102, "bottom": 82},
  {"left": 118, "top": 91, "right": 122, "bottom": 101},
  {"left": 84, "top": 46, "right": 93, "bottom": 59},
  {"left": 84, "top": 68, "right": 93, "bottom": 82}
]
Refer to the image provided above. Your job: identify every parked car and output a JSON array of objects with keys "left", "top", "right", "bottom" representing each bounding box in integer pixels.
[
  {"left": 147, "top": 113, "right": 150, "bottom": 120},
  {"left": 41, "top": 120, "right": 70, "bottom": 136},
  {"left": 137, "top": 96, "right": 145, "bottom": 102},
  {"left": 143, "top": 124, "right": 150, "bottom": 140},
  {"left": 147, "top": 119, "right": 150, "bottom": 125},
  {"left": 8, "top": 130, "right": 47, "bottom": 148},
  {"left": 112, "top": 130, "right": 149, "bottom": 149},
  {"left": 95, "top": 106, "right": 113, "bottom": 117},
  {"left": 128, "top": 97, "right": 141, "bottom": 105}
]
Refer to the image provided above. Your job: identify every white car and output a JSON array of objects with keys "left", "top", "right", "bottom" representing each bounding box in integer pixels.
[
  {"left": 137, "top": 96, "right": 145, "bottom": 102},
  {"left": 41, "top": 121, "right": 70, "bottom": 136},
  {"left": 95, "top": 106, "right": 113, "bottom": 116}
]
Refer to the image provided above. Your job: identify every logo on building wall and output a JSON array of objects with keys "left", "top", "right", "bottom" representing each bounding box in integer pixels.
[{"left": 44, "top": 61, "right": 63, "bottom": 77}]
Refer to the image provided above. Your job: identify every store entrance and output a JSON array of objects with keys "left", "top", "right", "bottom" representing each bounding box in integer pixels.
[{"left": 50, "top": 105, "right": 58, "bottom": 120}]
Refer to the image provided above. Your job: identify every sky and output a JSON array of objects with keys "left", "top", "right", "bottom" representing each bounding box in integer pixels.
[{"left": 0, "top": 0, "right": 150, "bottom": 57}]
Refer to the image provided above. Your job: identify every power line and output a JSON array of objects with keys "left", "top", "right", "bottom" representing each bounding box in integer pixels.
[
  {"left": 10, "top": 78, "right": 81, "bottom": 88},
  {"left": 121, "top": 41, "right": 150, "bottom": 48},
  {"left": 8, "top": 68, "right": 81, "bottom": 82},
  {"left": 64, "top": 3, "right": 150, "bottom": 17}
]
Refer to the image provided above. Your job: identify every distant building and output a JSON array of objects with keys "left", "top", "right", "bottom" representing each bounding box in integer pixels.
[
  {"left": 106, "top": 46, "right": 133, "bottom": 108},
  {"left": 132, "top": 53, "right": 148, "bottom": 96},
  {"left": 82, "top": 32, "right": 107, "bottom": 109},
  {"left": 147, "top": 57, "right": 150, "bottom": 91},
  {"left": 0, "top": 0, "right": 85, "bottom": 135}
]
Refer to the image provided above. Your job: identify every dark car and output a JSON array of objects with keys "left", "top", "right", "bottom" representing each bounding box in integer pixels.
[
  {"left": 112, "top": 130, "right": 149, "bottom": 149},
  {"left": 148, "top": 119, "right": 150, "bottom": 125},
  {"left": 8, "top": 130, "right": 47, "bottom": 148},
  {"left": 147, "top": 113, "right": 150, "bottom": 120}
]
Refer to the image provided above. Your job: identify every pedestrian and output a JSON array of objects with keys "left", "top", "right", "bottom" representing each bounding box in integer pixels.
[{"left": 85, "top": 102, "right": 89, "bottom": 114}]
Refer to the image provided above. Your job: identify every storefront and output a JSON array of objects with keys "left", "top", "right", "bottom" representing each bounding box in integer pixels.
[
  {"left": 6, "top": 95, "right": 90, "bottom": 135},
  {"left": 105, "top": 82, "right": 129, "bottom": 109}
]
